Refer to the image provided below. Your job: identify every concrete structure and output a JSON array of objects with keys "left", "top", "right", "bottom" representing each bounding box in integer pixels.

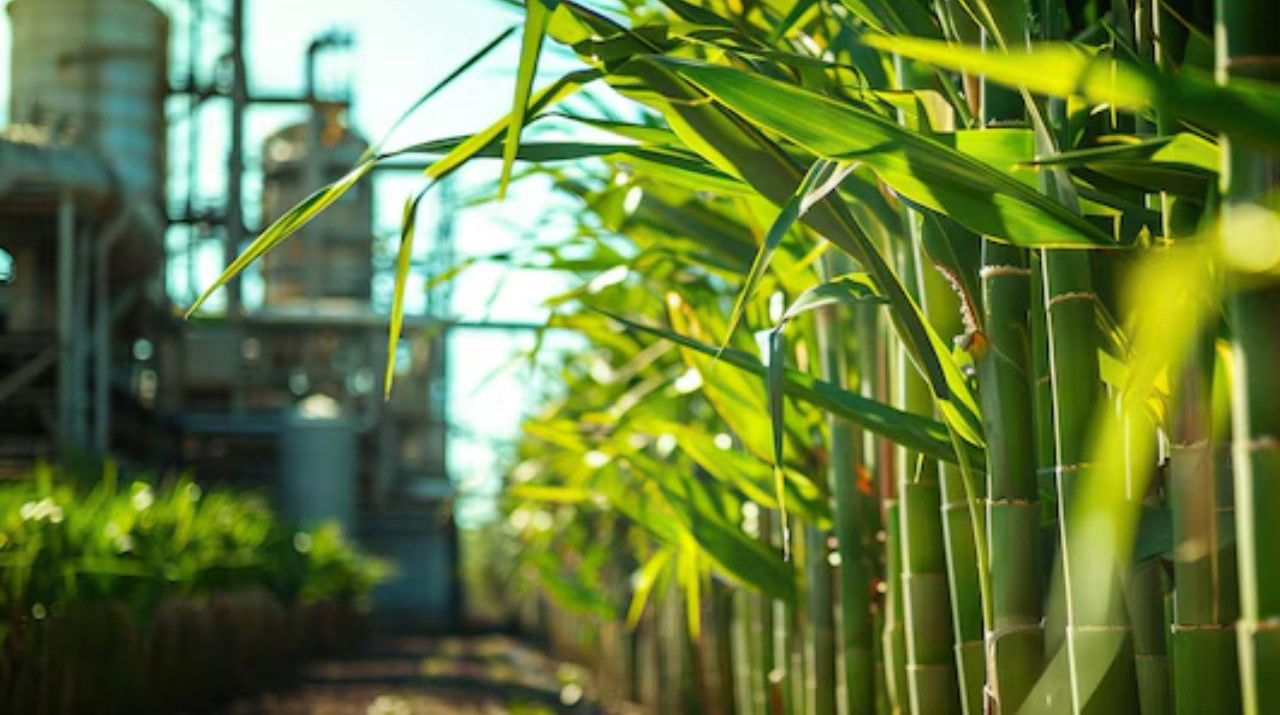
[
  {"left": 7, "top": 0, "right": 169, "bottom": 204},
  {"left": 0, "top": 0, "right": 169, "bottom": 471},
  {"left": 0, "top": 0, "right": 459, "bottom": 629}
]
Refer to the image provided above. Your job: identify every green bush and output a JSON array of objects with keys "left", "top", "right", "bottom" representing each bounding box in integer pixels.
[{"left": 0, "top": 461, "right": 388, "bottom": 713}]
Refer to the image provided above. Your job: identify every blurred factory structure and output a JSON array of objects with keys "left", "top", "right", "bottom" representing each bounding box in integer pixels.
[{"left": 0, "top": 0, "right": 458, "bottom": 628}]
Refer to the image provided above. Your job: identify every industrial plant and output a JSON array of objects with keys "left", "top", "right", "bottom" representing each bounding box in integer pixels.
[{"left": 0, "top": 0, "right": 457, "bottom": 628}]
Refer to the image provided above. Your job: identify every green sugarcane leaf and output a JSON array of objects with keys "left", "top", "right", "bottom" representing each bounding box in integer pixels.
[
  {"left": 188, "top": 70, "right": 588, "bottom": 322},
  {"left": 552, "top": 113, "right": 684, "bottom": 146},
  {"left": 629, "top": 451, "right": 795, "bottom": 602},
  {"left": 508, "top": 484, "right": 594, "bottom": 503},
  {"left": 654, "top": 57, "right": 1113, "bottom": 249},
  {"left": 955, "top": 0, "right": 1027, "bottom": 47},
  {"left": 629, "top": 417, "right": 830, "bottom": 524},
  {"left": 614, "top": 57, "right": 984, "bottom": 449},
  {"left": 777, "top": 272, "right": 884, "bottom": 325},
  {"left": 185, "top": 160, "right": 374, "bottom": 317},
  {"left": 385, "top": 190, "right": 427, "bottom": 398},
  {"left": 767, "top": 329, "right": 788, "bottom": 553},
  {"left": 862, "top": 35, "right": 1280, "bottom": 153},
  {"left": 423, "top": 69, "right": 599, "bottom": 182},
  {"left": 655, "top": 0, "right": 735, "bottom": 28},
  {"left": 625, "top": 547, "right": 672, "bottom": 628},
  {"left": 529, "top": 550, "right": 616, "bottom": 619},
  {"left": 667, "top": 292, "right": 813, "bottom": 465},
  {"left": 593, "top": 308, "right": 973, "bottom": 465},
  {"left": 1025, "top": 133, "right": 1219, "bottom": 199},
  {"left": 1026, "top": 134, "right": 1219, "bottom": 174},
  {"left": 723, "top": 159, "right": 853, "bottom": 347},
  {"left": 678, "top": 542, "right": 701, "bottom": 638},
  {"left": 769, "top": 0, "right": 819, "bottom": 42},
  {"left": 391, "top": 137, "right": 751, "bottom": 196},
  {"left": 501, "top": 0, "right": 560, "bottom": 198},
  {"left": 836, "top": 0, "right": 941, "bottom": 38},
  {"left": 187, "top": 23, "right": 516, "bottom": 315}
]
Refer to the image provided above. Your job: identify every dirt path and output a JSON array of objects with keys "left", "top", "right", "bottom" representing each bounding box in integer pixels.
[{"left": 217, "top": 634, "right": 603, "bottom": 715}]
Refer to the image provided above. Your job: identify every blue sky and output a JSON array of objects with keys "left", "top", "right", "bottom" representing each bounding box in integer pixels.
[{"left": 0, "top": 0, "right": 595, "bottom": 525}]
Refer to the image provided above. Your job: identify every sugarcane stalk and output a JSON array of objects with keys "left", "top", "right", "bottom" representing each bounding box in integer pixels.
[
  {"left": 759, "top": 509, "right": 785, "bottom": 715},
  {"left": 939, "top": 462, "right": 986, "bottom": 715},
  {"left": 912, "top": 219, "right": 985, "bottom": 715},
  {"left": 887, "top": 54, "right": 963, "bottom": 715},
  {"left": 860, "top": 302, "right": 892, "bottom": 715},
  {"left": 709, "top": 577, "right": 739, "bottom": 715},
  {"left": 975, "top": 73, "right": 1045, "bottom": 714},
  {"left": 1169, "top": 338, "right": 1241, "bottom": 715},
  {"left": 894, "top": 219, "right": 961, "bottom": 715},
  {"left": 733, "top": 586, "right": 758, "bottom": 715},
  {"left": 805, "top": 521, "right": 837, "bottom": 715},
  {"left": 1124, "top": 7, "right": 1174, "bottom": 713},
  {"left": 1042, "top": 245, "right": 1140, "bottom": 714},
  {"left": 883, "top": 499, "right": 910, "bottom": 715},
  {"left": 1032, "top": 2, "right": 1140, "bottom": 710},
  {"left": 1218, "top": 2, "right": 1280, "bottom": 712},
  {"left": 817, "top": 252, "right": 877, "bottom": 715},
  {"left": 1123, "top": 416, "right": 1172, "bottom": 715}
]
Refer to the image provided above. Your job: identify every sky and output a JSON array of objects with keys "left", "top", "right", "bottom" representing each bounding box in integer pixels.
[{"left": 0, "top": 0, "right": 595, "bottom": 526}]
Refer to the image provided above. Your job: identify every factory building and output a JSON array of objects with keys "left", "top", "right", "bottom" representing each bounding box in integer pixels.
[{"left": 0, "top": 0, "right": 457, "bottom": 629}]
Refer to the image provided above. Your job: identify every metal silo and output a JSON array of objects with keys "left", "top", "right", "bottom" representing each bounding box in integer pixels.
[
  {"left": 278, "top": 395, "right": 359, "bottom": 535},
  {"left": 260, "top": 109, "right": 373, "bottom": 310},
  {"left": 7, "top": 0, "right": 169, "bottom": 205}
]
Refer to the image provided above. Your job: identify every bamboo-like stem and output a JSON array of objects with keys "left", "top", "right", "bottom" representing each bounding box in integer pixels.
[
  {"left": 1042, "top": 247, "right": 1139, "bottom": 714},
  {"left": 708, "top": 578, "right": 739, "bottom": 715},
  {"left": 790, "top": 594, "right": 807, "bottom": 715},
  {"left": 1169, "top": 337, "right": 1241, "bottom": 714},
  {"left": 893, "top": 214, "right": 961, "bottom": 715},
  {"left": 883, "top": 499, "right": 910, "bottom": 715},
  {"left": 805, "top": 521, "right": 837, "bottom": 715},
  {"left": 862, "top": 302, "right": 892, "bottom": 715},
  {"left": 913, "top": 217, "right": 986, "bottom": 715},
  {"left": 818, "top": 252, "right": 877, "bottom": 715},
  {"left": 1035, "top": 2, "right": 1139, "bottom": 710},
  {"left": 976, "top": 73, "right": 1045, "bottom": 714},
  {"left": 732, "top": 586, "right": 759, "bottom": 715},
  {"left": 939, "top": 462, "right": 985, "bottom": 715},
  {"left": 759, "top": 510, "right": 782, "bottom": 715},
  {"left": 1123, "top": 410, "right": 1172, "bottom": 715},
  {"left": 1122, "top": 7, "right": 1173, "bottom": 709},
  {"left": 1219, "top": 2, "right": 1280, "bottom": 712},
  {"left": 659, "top": 578, "right": 687, "bottom": 714},
  {"left": 886, "top": 55, "right": 963, "bottom": 712}
]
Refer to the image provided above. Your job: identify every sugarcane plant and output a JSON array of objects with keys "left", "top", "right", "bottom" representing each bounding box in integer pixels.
[{"left": 188, "top": 0, "right": 1280, "bottom": 712}]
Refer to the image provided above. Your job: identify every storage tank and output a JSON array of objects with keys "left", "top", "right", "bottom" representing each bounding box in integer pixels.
[
  {"left": 7, "top": 0, "right": 168, "bottom": 205},
  {"left": 260, "top": 110, "right": 373, "bottom": 310},
  {"left": 278, "top": 395, "right": 358, "bottom": 535}
]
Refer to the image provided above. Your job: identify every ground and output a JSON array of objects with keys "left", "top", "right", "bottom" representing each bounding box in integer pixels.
[{"left": 217, "top": 634, "right": 604, "bottom": 715}]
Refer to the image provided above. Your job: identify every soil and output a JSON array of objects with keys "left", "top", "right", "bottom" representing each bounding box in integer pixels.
[{"left": 216, "top": 634, "right": 603, "bottom": 715}]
